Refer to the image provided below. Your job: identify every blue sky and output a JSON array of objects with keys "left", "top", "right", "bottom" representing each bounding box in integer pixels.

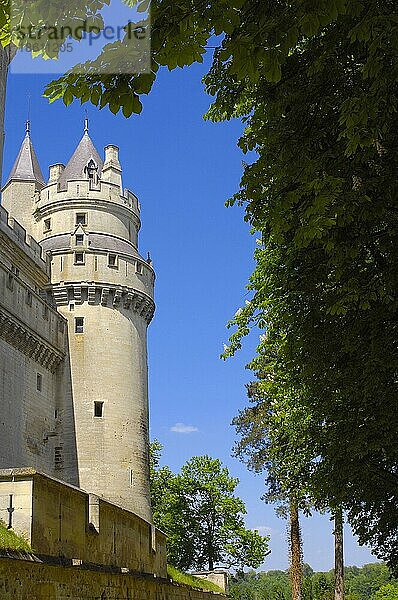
[{"left": 3, "top": 53, "right": 377, "bottom": 572}]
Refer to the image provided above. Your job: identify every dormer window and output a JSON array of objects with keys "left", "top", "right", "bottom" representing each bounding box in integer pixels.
[{"left": 85, "top": 159, "right": 98, "bottom": 186}]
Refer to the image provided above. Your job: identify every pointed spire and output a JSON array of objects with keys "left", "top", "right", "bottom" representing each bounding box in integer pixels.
[
  {"left": 58, "top": 123, "right": 103, "bottom": 191},
  {"left": 6, "top": 121, "right": 45, "bottom": 187},
  {"left": 84, "top": 111, "right": 89, "bottom": 134}
]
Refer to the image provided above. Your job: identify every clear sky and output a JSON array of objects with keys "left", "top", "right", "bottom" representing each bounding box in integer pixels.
[{"left": 2, "top": 52, "right": 377, "bottom": 572}]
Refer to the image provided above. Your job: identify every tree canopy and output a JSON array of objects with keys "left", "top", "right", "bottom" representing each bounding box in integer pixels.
[{"left": 149, "top": 441, "right": 269, "bottom": 572}]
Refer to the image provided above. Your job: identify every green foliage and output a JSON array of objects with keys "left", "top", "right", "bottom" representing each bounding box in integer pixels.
[
  {"left": 149, "top": 441, "right": 269, "bottom": 572},
  {"left": 167, "top": 565, "right": 223, "bottom": 593},
  {"left": 229, "top": 563, "right": 398, "bottom": 600},
  {"left": 373, "top": 584, "right": 398, "bottom": 600},
  {"left": 0, "top": 521, "right": 31, "bottom": 551}
]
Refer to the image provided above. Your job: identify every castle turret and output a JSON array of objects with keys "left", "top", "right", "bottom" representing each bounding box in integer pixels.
[
  {"left": 33, "top": 121, "right": 155, "bottom": 522},
  {"left": 1, "top": 121, "right": 45, "bottom": 236}
]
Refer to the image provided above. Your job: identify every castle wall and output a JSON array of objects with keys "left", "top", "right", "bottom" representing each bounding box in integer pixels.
[
  {"left": 0, "top": 554, "right": 226, "bottom": 600},
  {"left": 0, "top": 470, "right": 167, "bottom": 577},
  {"left": 0, "top": 208, "right": 78, "bottom": 484}
]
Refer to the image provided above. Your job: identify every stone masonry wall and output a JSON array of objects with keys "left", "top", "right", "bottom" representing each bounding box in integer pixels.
[
  {"left": 0, "top": 554, "right": 227, "bottom": 600},
  {"left": 0, "top": 471, "right": 167, "bottom": 577}
]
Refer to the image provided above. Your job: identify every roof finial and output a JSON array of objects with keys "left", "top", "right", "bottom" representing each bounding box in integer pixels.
[
  {"left": 25, "top": 93, "right": 31, "bottom": 135},
  {"left": 84, "top": 109, "right": 89, "bottom": 134}
]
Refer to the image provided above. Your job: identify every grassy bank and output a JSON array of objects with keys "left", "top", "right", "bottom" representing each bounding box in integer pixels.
[
  {"left": 0, "top": 521, "right": 31, "bottom": 551},
  {"left": 167, "top": 565, "right": 223, "bottom": 593}
]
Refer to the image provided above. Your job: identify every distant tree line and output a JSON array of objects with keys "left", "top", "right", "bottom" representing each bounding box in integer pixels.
[{"left": 229, "top": 564, "right": 398, "bottom": 600}]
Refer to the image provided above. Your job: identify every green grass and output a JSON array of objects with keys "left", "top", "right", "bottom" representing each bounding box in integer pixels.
[
  {"left": 0, "top": 520, "right": 31, "bottom": 551},
  {"left": 167, "top": 565, "right": 223, "bottom": 593}
]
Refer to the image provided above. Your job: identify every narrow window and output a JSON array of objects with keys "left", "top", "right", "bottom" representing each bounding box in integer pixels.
[
  {"left": 129, "top": 469, "right": 134, "bottom": 487},
  {"left": 75, "top": 317, "right": 84, "bottom": 333},
  {"left": 108, "top": 254, "right": 117, "bottom": 268},
  {"left": 94, "top": 256, "right": 98, "bottom": 271},
  {"left": 36, "top": 373, "right": 42, "bottom": 392},
  {"left": 74, "top": 252, "right": 85, "bottom": 265},
  {"left": 6, "top": 273, "right": 14, "bottom": 290},
  {"left": 94, "top": 401, "right": 104, "bottom": 417},
  {"left": 76, "top": 213, "right": 87, "bottom": 226},
  {"left": 69, "top": 303, "right": 75, "bottom": 311},
  {"left": 43, "top": 218, "right": 51, "bottom": 232},
  {"left": 26, "top": 290, "right": 32, "bottom": 306},
  {"left": 136, "top": 262, "right": 143, "bottom": 275},
  {"left": 76, "top": 184, "right": 80, "bottom": 196},
  {"left": 60, "top": 256, "right": 63, "bottom": 271},
  {"left": 11, "top": 265, "right": 20, "bottom": 276},
  {"left": 75, "top": 234, "right": 84, "bottom": 246}
]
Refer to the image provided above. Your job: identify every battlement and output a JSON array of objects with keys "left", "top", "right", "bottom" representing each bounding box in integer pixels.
[
  {"left": 0, "top": 204, "right": 49, "bottom": 273},
  {"left": 36, "top": 180, "right": 140, "bottom": 218}
]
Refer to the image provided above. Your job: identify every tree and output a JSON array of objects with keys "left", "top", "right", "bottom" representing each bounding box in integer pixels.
[
  {"left": 334, "top": 510, "right": 345, "bottom": 600},
  {"left": 149, "top": 443, "right": 269, "bottom": 572}
]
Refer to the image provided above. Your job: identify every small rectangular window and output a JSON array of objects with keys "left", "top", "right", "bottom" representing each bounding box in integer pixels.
[
  {"left": 43, "top": 218, "right": 51, "bottom": 232},
  {"left": 136, "top": 262, "right": 143, "bottom": 275},
  {"left": 76, "top": 213, "right": 87, "bottom": 226},
  {"left": 69, "top": 303, "right": 75, "bottom": 311},
  {"left": 75, "top": 317, "right": 84, "bottom": 333},
  {"left": 108, "top": 254, "right": 118, "bottom": 268},
  {"left": 26, "top": 290, "right": 32, "bottom": 306},
  {"left": 74, "top": 252, "right": 85, "bottom": 265},
  {"left": 129, "top": 469, "right": 134, "bottom": 487},
  {"left": 36, "top": 373, "right": 42, "bottom": 392},
  {"left": 6, "top": 273, "right": 14, "bottom": 290},
  {"left": 11, "top": 265, "right": 20, "bottom": 276},
  {"left": 75, "top": 234, "right": 84, "bottom": 246},
  {"left": 94, "top": 401, "right": 104, "bottom": 417}
]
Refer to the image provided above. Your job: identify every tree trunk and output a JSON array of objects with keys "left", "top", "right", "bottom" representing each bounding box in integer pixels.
[
  {"left": 334, "top": 508, "right": 344, "bottom": 600},
  {"left": 0, "top": 44, "right": 16, "bottom": 188},
  {"left": 290, "top": 498, "right": 303, "bottom": 600}
]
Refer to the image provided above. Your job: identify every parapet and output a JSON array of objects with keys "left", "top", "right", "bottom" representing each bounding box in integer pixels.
[
  {"left": 0, "top": 204, "right": 49, "bottom": 274},
  {"left": 0, "top": 469, "right": 167, "bottom": 577}
]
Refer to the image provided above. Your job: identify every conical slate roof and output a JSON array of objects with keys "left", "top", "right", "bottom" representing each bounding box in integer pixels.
[
  {"left": 7, "top": 122, "right": 45, "bottom": 187},
  {"left": 58, "top": 128, "right": 103, "bottom": 190}
]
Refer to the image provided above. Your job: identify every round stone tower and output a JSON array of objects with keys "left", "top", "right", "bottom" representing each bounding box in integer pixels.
[{"left": 34, "top": 120, "right": 155, "bottom": 522}]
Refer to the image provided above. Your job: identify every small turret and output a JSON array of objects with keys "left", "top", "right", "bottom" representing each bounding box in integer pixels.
[
  {"left": 1, "top": 121, "right": 45, "bottom": 237},
  {"left": 6, "top": 120, "right": 45, "bottom": 188}
]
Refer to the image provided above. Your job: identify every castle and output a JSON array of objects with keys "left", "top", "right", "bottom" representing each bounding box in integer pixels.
[{"left": 0, "top": 119, "right": 155, "bottom": 523}]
